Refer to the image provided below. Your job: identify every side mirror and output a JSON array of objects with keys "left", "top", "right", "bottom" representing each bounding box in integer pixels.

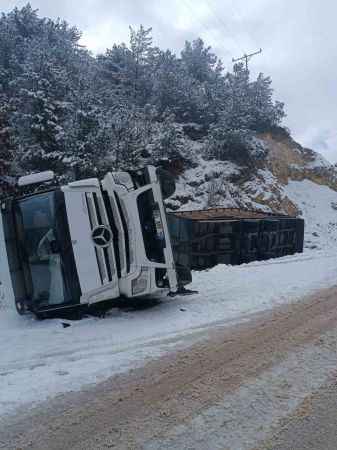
[{"left": 156, "top": 168, "right": 176, "bottom": 199}]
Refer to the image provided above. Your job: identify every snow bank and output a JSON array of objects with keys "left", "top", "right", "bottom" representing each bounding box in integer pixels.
[
  {"left": 1, "top": 250, "right": 337, "bottom": 417},
  {"left": 284, "top": 179, "right": 337, "bottom": 250}
]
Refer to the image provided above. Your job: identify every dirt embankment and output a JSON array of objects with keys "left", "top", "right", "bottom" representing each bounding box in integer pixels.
[
  {"left": 255, "top": 131, "right": 337, "bottom": 215},
  {"left": 2, "top": 286, "right": 337, "bottom": 450}
]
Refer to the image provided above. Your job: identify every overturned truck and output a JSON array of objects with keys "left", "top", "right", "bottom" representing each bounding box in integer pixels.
[
  {"left": 168, "top": 208, "right": 305, "bottom": 270},
  {"left": 0, "top": 167, "right": 191, "bottom": 317},
  {"left": 0, "top": 166, "right": 305, "bottom": 318}
]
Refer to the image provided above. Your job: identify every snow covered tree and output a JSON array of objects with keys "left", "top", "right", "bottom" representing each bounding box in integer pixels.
[
  {"left": 0, "top": 4, "right": 286, "bottom": 178},
  {"left": 0, "top": 97, "right": 14, "bottom": 175},
  {"left": 181, "top": 38, "right": 218, "bottom": 83},
  {"left": 249, "top": 73, "right": 285, "bottom": 131},
  {"left": 96, "top": 45, "right": 130, "bottom": 102},
  {"left": 128, "top": 25, "right": 156, "bottom": 104},
  {"left": 95, "top": 104, "right": 156, "bottom": 170},
  {"left": 150, "top": 50, "right": 181, "bottom": 114},
  {"left": 205, "top": 62, "right": 284, "bottom": 163},
  {"left": 152, "top": 112, "right": 189, "bottom": 161},
  {"left": 206, "top": 119, "right": 267, "bottom": 165},
  {"left": 224, "top": 62, "right": 252, "bottom": 129},
  {"left": 2, "top": 5, "right": 85, "bottom": 172}
]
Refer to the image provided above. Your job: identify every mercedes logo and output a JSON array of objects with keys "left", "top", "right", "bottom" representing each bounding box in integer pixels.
[{"left": 91, "top": 225, "right": 113, "bottom": 248}]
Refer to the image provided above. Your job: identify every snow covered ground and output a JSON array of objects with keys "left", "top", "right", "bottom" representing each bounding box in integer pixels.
[
  {"left": 285, "top": 179, "right": 337, "bottom": 251},
  {"left": 1, "top": 179, "right": 337, "bottom": 419},
  {"left": 1, "top": 249, "right": 337, "bottom": 418}
]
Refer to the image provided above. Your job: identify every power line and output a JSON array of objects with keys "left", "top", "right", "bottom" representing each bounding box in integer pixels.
[
  {"left": 179, "top": 0, "right": 221, "bottom": 42},
  {"left": 179, "top": 0, "right": 236, "bottom": 62},
  {"left": 205, "top": 0, "right": 263, "bottom": 68},
  {"left": 178, "top": 0, "right": 262, "bottom": 74},
  {"left": 202, "top": 0, "right": 244, "bottom": 55},
  {"left": 226, "top": 0, "right": 259, "bottom": 53},
  {"left": 232, "top": 48, "right": 262, "bottom": 71}
]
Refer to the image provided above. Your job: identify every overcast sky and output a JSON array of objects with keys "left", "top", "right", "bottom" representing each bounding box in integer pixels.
[{"left": 2, "top": 0, "right": 337, "bottom": 163}]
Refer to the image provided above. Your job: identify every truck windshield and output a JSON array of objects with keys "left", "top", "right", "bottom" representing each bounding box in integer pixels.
[
  {"left": 137, "top": 189, "right": 165, "bottom": 263},
  {"left": 15, "top": 192, "right": 72, "bottom": 308}
]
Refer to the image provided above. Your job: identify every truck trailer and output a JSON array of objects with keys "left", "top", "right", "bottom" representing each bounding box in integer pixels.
[
  {"left": 0, "top": 166, "right": 191, "bottom": 317},
  {"left": 168, "top": 207, "right": 305, "bottom": 270}
]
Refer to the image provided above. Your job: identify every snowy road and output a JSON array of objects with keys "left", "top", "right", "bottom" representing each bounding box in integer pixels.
[
  {"left": 258, "top": 382, "right": 337, "bottom": 450},
  {"left": 1, "top": 249, "right": 337, "bottom": 419},
  {"left": 2, "top": 283, "right": 337, "bottom": 450}
]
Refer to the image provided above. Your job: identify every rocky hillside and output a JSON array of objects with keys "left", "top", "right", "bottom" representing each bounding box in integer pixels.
[
  {"left": 263, "top": 130, "right": 337, "bottom": 191},
  {"left": 166, "top": 129, "right": 337, "bottom": 251},
  {"left": 168, "top": 128, "right": 337, "bottom": 215}
]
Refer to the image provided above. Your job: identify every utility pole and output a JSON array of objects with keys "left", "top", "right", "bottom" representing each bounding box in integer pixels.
[{"left": 232, "top": 48, "right": 262, "bottom": 72}]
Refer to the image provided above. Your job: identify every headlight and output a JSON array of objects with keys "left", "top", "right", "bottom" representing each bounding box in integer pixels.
[{"left": 132, "top": 267, "right": 149, "bottom": 295}]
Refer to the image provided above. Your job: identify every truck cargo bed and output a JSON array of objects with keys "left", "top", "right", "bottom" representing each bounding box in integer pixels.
[{"left": 168, "top": 208, "right": 304, "bottom": 270}]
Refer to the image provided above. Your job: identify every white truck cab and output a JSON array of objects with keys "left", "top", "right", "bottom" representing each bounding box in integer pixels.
[{"left": 0, "top": 166, "right": 191, "bottom": 317}]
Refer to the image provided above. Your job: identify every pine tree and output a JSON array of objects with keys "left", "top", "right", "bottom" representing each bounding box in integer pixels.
[
  {"left": 181, "top": 38, "right": 217, "bottom": 83},
  {"left": 96, "top": 43, "right": 134, "bottom": 103},
  {"left": 0, "top": 5, "right": 286, "bottom": 178},
  {"left": 0, "top": 96, "right": 14, "bottom": 175},
  {"left": 128, "top": 25, "right": 155, "bottom": 104},
  {"left": 249, "top": 73, "right": 285, "bottom": 131},
  {"left": 152, "top": 112, "right": 188, "bottom": 160}
]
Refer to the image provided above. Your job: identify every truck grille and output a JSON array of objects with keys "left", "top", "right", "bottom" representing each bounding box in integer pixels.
[
  {"left": 102, "top": 191, "right": 121, "bottom": 278},
  {"left": 85, "top": 192, "right": 115, "bottom": 285}
]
